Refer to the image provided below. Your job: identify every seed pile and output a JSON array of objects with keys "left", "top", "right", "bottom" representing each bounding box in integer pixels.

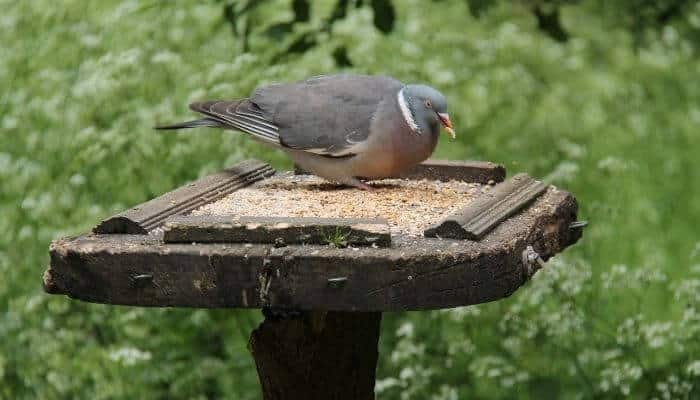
[{"left": 193, "top": 174, "right": 485, "bottom": 236}]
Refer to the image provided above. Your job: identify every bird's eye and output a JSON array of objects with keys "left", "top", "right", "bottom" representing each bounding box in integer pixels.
[{"left": 425, "top": 100, "right": 432, "bottom": 108}]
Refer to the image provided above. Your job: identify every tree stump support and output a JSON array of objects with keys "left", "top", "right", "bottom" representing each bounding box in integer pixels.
[{"left": 249, "top": 311, "right": 382, "bottom": 400}]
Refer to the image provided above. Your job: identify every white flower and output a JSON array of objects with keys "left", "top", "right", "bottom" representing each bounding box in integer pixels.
[
  {"left": 690, "top": 242, "right": 700, "bottom": 260},
  {"left": 151, "top": 50, "right": 182, "bottom": 64},
  {"left": 80, "top": 34, "right": 101, "bottom": 49},
  {"left": 399, "top": 367, "right": 415, "bottom": 380},
  {"left": 687, "top": 360, "right": 700, "bottom": 376},
  {"left": 397, "top": 322, "right": 414, "bottom": 338},
  {"left": 641, "top": 322, "right": 673, "bottom": 349},
  {"left": 69, "top": 174, "right": 86, "bottom": 187},
  {"left": 544, "top": 161, "right": 579, "bottom": 183},
  {"left": 375, "top": 377, "right": 400, "bottom": 393},
  {"left": 433, "top": 385, "right": 458, "bottom": 400},
  {"left": 599, "top": 362, "right": 643, "bottom": 395},
  {"left": 108, "top": 347, "right": 152, "bottom": 366}
]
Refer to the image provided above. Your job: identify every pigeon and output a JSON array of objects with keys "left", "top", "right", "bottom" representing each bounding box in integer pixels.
[{"left": 156, "top": 74, "right": 455, "bottom": 190}]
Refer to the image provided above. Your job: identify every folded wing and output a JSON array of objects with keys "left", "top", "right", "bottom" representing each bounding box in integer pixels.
[
  {"left": 189, "top": 100, "right": 281, "bottom": 145},
  {"left": 252, "top": 74, "right": 404, "bottom": 157}
]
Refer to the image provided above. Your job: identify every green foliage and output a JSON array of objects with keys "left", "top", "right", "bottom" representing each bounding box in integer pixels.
[
  {"left": 1, "top": 0, "right": 699, "bottom": 398},
  {"left": 321, "top": 227, "right": 350, "bottom": 248}
]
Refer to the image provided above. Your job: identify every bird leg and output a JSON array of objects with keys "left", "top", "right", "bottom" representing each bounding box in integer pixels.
[
  {"left": 345, "top": 177, "right": 373, "bottom": 191},
  {"left": 355, "top": 181, "right": 374, "bottom": 191}
]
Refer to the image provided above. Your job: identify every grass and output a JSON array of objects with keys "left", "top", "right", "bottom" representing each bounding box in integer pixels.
[{"left": 321, "top": 227, "right": 350, "bottom": 248}]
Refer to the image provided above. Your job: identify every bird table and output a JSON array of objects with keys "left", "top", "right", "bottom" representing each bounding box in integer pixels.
[{"left": 43, "top": 159, "right": 583, "bottom": 400}]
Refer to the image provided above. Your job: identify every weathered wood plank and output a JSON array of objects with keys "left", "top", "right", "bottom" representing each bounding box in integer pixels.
[
  {"left": 394, "top": 159, "right": 506, "bottom": 183},
  {"left": 44, "top": 187, "right": 581, "bottom": 311},
  {"left": 294, "top": 159, "right": 506, "bottom": 184},
  {"left": 250, "top": 311, "right": 381, "bottom": 400},
  {"left": 162, "top": 216, "right": 391, "bottom": 247},
  {"left": 93, "top": 159, "right": 275, "bottom": 234},
  {"left": 424, "top": 173, "right": 547, "bottom": 240}
]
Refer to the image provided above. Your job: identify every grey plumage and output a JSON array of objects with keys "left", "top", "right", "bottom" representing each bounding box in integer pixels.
[
  {"left": 155, "top": 117, "right": 223, "bottom": 130},
  {"left": 253, "top": 74, "right": 403, "bottom": 156},
  {"left": 157, "top": 74, "right": 455, "bottom": 189}
]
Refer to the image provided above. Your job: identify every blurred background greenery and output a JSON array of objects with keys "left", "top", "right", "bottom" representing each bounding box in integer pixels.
[{"left": 2, "top": 0, "right": 700, "bottom": 398}]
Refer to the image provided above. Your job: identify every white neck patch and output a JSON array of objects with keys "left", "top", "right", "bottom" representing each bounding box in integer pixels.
[{"left": 397, "top": 88, "right": 420, "bottom": 134}]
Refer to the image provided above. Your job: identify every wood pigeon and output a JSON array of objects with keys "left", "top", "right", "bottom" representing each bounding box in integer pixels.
[{"left": 157, "top": 74, "right": 455, "bottom": 190}]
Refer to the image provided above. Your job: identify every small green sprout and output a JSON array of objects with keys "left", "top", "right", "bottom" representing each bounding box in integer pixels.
[{"left": 321, "top": 227, "right": 349, "bottom": 248}]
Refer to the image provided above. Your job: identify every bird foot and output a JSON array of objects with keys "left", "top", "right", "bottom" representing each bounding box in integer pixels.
[
  {"left": 355, "top": 181, "right": 374, "bottom": 191},
  {"left": 345, "top": 178, "right": 374, "bottom": 191},
  {"left": 336, "top": 178, "right": 373, "bottom": 191}
]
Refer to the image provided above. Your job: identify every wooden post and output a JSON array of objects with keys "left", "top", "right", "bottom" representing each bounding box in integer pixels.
[{"left": 249, "top": 311, "right": 382, "bottom": 400}]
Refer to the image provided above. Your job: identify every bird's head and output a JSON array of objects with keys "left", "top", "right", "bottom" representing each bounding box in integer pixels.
[{"left": 399, "top": 84, "right": 455, "bottom": 139}]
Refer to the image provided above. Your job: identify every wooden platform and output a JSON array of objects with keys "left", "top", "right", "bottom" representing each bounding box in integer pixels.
[{"left": 44, "top": 159, "right": 582, "bottom": 311}]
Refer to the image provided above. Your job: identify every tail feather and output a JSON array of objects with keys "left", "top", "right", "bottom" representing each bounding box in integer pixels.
[{"left": 154, "top": 117, "right": 223, "bottom": 130}]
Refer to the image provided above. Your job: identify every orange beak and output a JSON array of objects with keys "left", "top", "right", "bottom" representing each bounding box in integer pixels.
[{"left": 437, "top": 113, "right": 455, "bottom": 139}]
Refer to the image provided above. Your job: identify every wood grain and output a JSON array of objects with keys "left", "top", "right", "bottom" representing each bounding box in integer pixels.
[
  {"left": 93, "top": 159, "right": 275, "bottom": 234},
  {"left": 394, "top": 159, "right": 506, "bottom": 183},
  {"left": 295, "top": 159, "right": 506, "bottom": 184},
  {"left": 162, "top": 215, "right": 391, "bottom": 247},
  {"left": 250, "top": 311, "right": 381, "bottom": 400},
  {"left": 424, "top": 173, "right": 547, "bottom": 240}
]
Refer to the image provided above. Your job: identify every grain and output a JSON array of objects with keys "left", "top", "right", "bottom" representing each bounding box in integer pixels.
[{"left": 193, "top": 174, "right": 484, "bottom": 237}]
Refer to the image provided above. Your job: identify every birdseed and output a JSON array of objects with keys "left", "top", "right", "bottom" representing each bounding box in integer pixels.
[{"left": 192, "top": 174, "right": 485, "bottom": 237}]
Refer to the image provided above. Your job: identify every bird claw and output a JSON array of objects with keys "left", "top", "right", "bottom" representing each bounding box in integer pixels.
[
  {"left": 337, "top": 178, "right": 373, "bottom": 191},
  {"left": 356, "top": 181, "right": 374, "bottom": 191}
]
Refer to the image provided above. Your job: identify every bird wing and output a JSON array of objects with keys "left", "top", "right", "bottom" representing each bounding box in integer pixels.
[
  {"left": 251, "top": 74, "right": 404, "bottom": 157},
  {"left": 189, "top": 100, "right": 281, "bottom": 145}
]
